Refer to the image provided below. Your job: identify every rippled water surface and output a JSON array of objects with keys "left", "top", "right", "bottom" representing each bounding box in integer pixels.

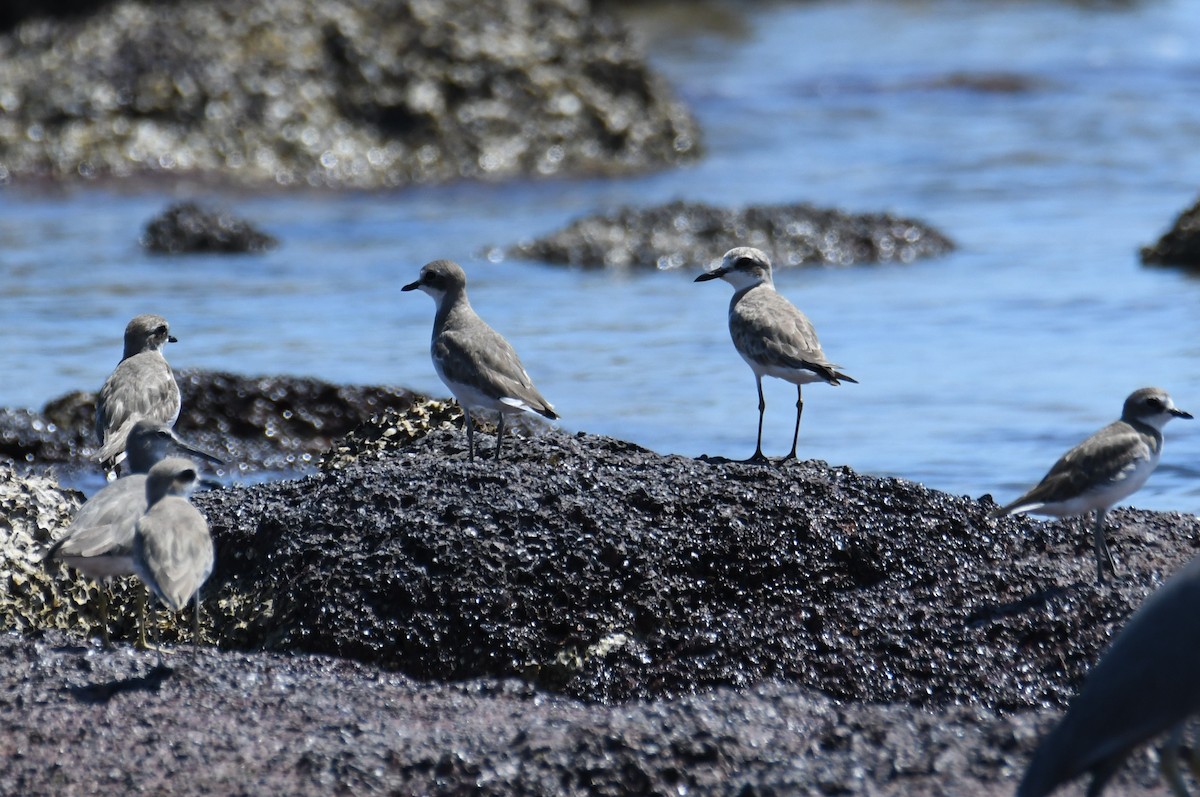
[{"left": 5, "top": 0, "right": 1200, "bottom": 511}]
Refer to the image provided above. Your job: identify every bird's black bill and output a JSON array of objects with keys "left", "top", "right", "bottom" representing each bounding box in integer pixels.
[
  {"left": 168, "top": 335, "right": 179, "bottom": 343},
  {"left": 1172, "top": 408, "right": 1194, "bottom": 419},
  {"left": 694, "top": 270, "right": 723, "bottom": 282},
  {"left": 401, "top": 280, "right": 421, "bottom": 291}
]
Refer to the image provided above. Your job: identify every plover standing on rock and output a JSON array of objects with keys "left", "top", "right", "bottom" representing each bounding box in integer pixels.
[
  {"left": 695, "top": 246, "right": 857, "bottom": 462},
  {"left": 95, "top": 314, "right": 181, "bottom": 472},
  {"left": 132, "top": 457, "right": 214, "bottom": 666},
  {"left": 992, "top": 386, "right": 1191, "bottom": 584},
  {"left": 403, "top": 259, "right": 558, "bottom": 461}
]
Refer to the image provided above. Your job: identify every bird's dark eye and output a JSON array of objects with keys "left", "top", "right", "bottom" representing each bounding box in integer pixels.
[
  {"left": 1146, "top": 397, "right": 1163, "bottom": 410},
  {"left": 156, "top": 430, "right": 171, "bottom": 439},
  {"left": 155, "top": 325, "right": 168, "bottom": 335},
  {"left": 180, "top": 468, "right": 197, "bottom": 482},
  {"left": 735, "top": 257, "right": 757, "bottom": 268}
]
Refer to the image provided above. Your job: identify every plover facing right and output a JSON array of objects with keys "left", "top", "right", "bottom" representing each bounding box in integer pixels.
[
  {"left": 992, "top": 387, "right": 1192, "bottom": 584},
  {"left": 95, "top": 314, "right": 181, "bottom": 470},
  {"left": 695, "top": 246, "right": 857, "bottom": 462},
  {"left": 403, "top": 259, "right": 558, "bottom": 461}
]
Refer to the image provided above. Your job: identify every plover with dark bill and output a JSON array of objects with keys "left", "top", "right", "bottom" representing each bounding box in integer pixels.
[
  {"left": 1018, "top": 552, "right": 1200, "bottom": 797},
  {"left": 992, "top": 386, "right": 1192, "bottom": 584},
  {"left": 46, "top": 420, "right": 222, "bottom": 647},
  {"left": 402, "top": 259, "right": 558, "bottom": 461},
  {"left": 695, "top": 246, "right": 857, "bottom": 462},
  {"left": 132, "top": 457, "right": 215, "bottom": 667},
  {"left": 95, "top": 314, "right": 181, "bottom": 472}
]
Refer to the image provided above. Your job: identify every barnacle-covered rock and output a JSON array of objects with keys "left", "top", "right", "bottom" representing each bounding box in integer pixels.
[{"left": 505, "top": 200, "right": 955, "bottom": 270}]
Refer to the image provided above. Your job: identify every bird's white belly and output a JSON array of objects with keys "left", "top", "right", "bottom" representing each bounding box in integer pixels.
[
  {"left": 741, "top": 353, "right": 827, "bottom": 386},
  {"left": 1039, "top": 450, "right": 1161, "bottom": 517},
  {"left": 434, "top": 360, "right": 524, "bottom": 414}
]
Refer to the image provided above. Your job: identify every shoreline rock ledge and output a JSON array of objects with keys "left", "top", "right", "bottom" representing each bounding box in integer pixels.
[{"left": 4, "top": 427, "right": 1198, "bottom": 794}]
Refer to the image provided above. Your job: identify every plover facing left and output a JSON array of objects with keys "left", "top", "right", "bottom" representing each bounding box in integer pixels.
[
  {"left": 695, "top": 246, "right": 857, "bottom": 462},
  {"left": 403, "top": 259, "right": 558, "bottom": 461},
  {"left": 95, "top": 314, "right": 181, "bottom": 471},
  {"left": 132, "top": 457, "right": 214, "bottom": 666},
  {"left": 992, "top": 386, "right": 1192, "bottom": 584}
]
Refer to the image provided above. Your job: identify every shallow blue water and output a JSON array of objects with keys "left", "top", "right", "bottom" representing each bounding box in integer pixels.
[{"left": 5, "top": 0, "right": 1200, "bottom": 512}]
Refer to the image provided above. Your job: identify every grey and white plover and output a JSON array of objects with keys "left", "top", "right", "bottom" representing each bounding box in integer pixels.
[
  {"left": 131, "top": 457, "right": 215, "bottom": 666},
  {"left": 402, "top": 259, "right": 558, "bottom": 461},
  {"left": 1018, "top": 552, "right": 1200, "bottom": 797},
  {"left": 46, "top": 420, "right": 220, "bottom": 646},
  {"left": 695, "top": 246, "right": 857, "bottom": 462},
  {"left": 95, "top": 314, "right": 181, "bottom": 471},
  {"left": 992, "top": 387, "right": 1192, "bottom": 584}
]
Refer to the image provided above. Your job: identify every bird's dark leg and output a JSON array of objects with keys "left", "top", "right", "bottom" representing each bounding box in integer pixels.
[
  {"left": 746, "top": 377, "right": 768, "bottom": 463},
  {"left": 464, "top": 409, "right": 475, "bottom": 461},
  {"left": 136, "top": 584, "right": 147, "bottom": 650},
  {"left": 786, "top": 385, "right": 804, "bottom": 461},
  {"left": 97, "top": 583, "right": 111, "bottom": 647},
  {"left": 1091, "top": 509, "right": 1117, "bottom": 584},
  {"left": 149, "top": 601, "right": 164, "bottom": 670},
  {"left": 1160, "top": 723, "right": 1189, "bottom": 797},
  {"left": 495, "top": 413, "right": 506, "bottom": 461},
  {"left": 192, "top": 591, "right": 201, "bottom": 650}
]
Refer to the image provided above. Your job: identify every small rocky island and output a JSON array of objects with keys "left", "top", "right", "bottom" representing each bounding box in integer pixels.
[{"left": 2, "top": 377, "right": 1196, "bottom": 795}]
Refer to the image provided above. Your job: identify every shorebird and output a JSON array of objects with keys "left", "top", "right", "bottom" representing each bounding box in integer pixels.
[
  {"left": 1018, "top": 553, "right": 1200, "bottom": 797},
  {"left": 46, "top": 420, "right": 221, "bottom": 646},
  {"left": 695, "top": 246, "right": 857, "bottom": 462},
  {"left": 402, "top": 259, "right": 558, "bottom": 461},
  {"left": 131, "top": 457, "right": 215, "bottom": 666},
  {"left": 95, "top": 314, "right": 181, "bottom": 472},
  {"left": 992, "top": 387, "right": 1191, "bottom": 584}
]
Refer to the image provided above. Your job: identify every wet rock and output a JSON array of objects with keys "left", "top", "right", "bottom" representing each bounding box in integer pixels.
[
  {"left": 183, "top": 428, "right": 1200, "bottom": 715},
  {"left": 0, "top": 370, "right": 425, "bottom": 475},
  {"left": 505, "top": 200, "right": 955, "bottom": 270},
  {"left": 3, "top": 423, "right": 1190, "bottom": 794},
  {"left": 0, "top": 0, "right": 700, "bottom": 188},
  {"left": 0, "top": 631, "right": 1059, "bottom": 796},
  {"left": 1141, "top": 196, "right": 1200, "bottom": 267},
  {"left": 141, "top": 201, "right": 278, "bottom": 254}
]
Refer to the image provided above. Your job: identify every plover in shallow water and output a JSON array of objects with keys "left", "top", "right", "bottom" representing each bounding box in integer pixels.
[
  {"left": 403, "top": 259, "right": 558, "bottom": 461},
  {"left": 95, "top": 314, "right": 181, "bottom": 471},
  {"left": 46, "top": 420, "right": 221, "bottom": 646},
  {"left": 992, "top": 386, "right": 1191, "bottom": 584},
  {"left": 1018, "top": 552, "right": 1200, "bottom": 797},
  {"left": 695, "top": 246, "right": 857, "bottom": 462},
  {"left": 132, "top": 457, "right": 214, "bottom": 665}
]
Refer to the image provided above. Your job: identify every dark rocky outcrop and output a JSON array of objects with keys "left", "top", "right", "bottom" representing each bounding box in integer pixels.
[
  {"left": 0, "top": 0, "right": 699, "bottom": 188},
  {"left": 1141, "top": 196, "right": 1200, "bottom": 267},
  {"left": 505, "top": 200, "right": 955, "bottom": 270},
  {"left": 141, "top": 201, "right": 278, "bottom": 254},
  {"left": 5, "top": 421, "right": 1193, "bottom": 794},
  {"left": 5, "top": 369, "right": 436, "bottom": 474}
]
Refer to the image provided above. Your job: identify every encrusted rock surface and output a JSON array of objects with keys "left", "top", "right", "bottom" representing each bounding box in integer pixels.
[
  {"left": 0, "top": 0, "right": 699, "bottom": 188},
  {"left": 3, "top": 369, "right": 427, "bottom": 475},
  {"left": 4, "top": 423, "right": 1193, "bottom": 794},
  {"left": 1141, "top": 196, "right": 1200, "bottom": 267},
  {"left": 141, "top": 201, "right": 278, "bottom": 254},
  {"left": 505, "top": 200, "right": 955, "bottom": 270},
  {"left": 4, "top": 420, "right": 1196, "bottom": 793}
]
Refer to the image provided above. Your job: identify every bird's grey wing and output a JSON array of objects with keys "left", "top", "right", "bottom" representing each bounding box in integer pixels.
[
  {"left": 48, "top": 478, "right": 147, "bottom": 559},
  {"left": 96, "top": 354, "right": 180, "bottom": 444},
  {"left": 436, "top": 326, "right": 556, "bottom": 417},
  {"left": 733, "top": 291, "right": 848, "bottom": 381},
  {"left": 1010, "top": 423, "right": 1151, "bottom": 508}
]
